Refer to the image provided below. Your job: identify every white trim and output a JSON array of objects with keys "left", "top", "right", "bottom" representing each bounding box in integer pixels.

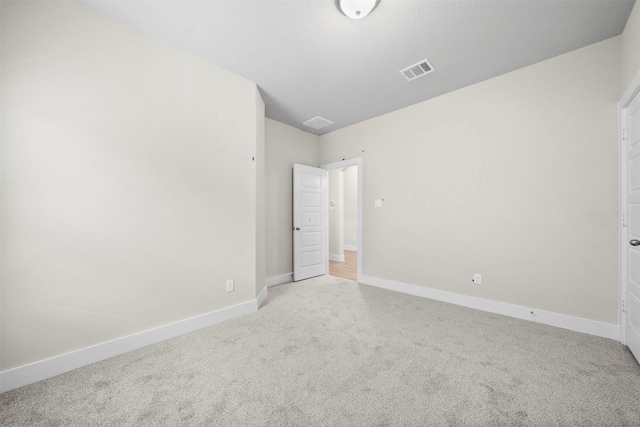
[
  {"left": 266, "top": 273, "right": 293, "bottom": 287},
  {"left": 256, "top": 286, "right": 268, "bottom": 309},
  {"left": 321, "top": 158, "right": 363, "bottom": 283},
  {"left": 343, "top": 245, "right": 358, "bottom": 252},
  {"left": 618, "top": 68, "right": 640, "bottom": 344},
  {"left": 0, "top": 299, "right": 257, "bottom": 393},
  {"left": 620, "top": 69, "right": 640, "bottom": 109},
  {"left": 359, "top": 275, "right": 619, "bottom": 341},
  {"left": 619, "top": 99, "right": 628, "bottom": 344},
  {"left": 329, "top": 253, "right": 345, "bottom": 262}
]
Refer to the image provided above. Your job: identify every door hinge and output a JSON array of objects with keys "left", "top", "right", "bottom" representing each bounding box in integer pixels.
[
  {"left": 622, "top": 299, "right": 626, "bottom": 313},
  {"left": 622, "top": 127, "right": 627, "bottom": 141},
  {"left": 623, "top": 213, "right": 627, "bottom": 227}
]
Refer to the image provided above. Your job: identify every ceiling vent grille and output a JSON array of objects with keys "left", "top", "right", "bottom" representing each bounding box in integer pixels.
[
  {"left": 302, "top": 116, "right": 333, "bottom": 130},
  {"left": 400, "top": 59, "right": 435, "bottom": 82}
]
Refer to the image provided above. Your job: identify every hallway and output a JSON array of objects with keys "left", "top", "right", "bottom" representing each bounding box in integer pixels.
[{"left": 329, "top": 250, "right": 357, "bottom": 281}]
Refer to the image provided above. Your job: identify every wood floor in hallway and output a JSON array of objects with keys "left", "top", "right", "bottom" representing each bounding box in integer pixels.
[{"left": 329, "top": 250, "right": 357, "bottom": 281}]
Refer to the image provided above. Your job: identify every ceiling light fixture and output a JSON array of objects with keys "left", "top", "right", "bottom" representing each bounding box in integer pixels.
[{"left": 335, "top": 0, "right": 380, "bottom": 20}]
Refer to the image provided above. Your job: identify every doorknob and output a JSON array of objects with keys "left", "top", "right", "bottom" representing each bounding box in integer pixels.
[
  {"left": 294, "top": 227, "right": 301, "bottom": 231},
  {"left": 631, "top": 239, "right": 640, "bottom": 246}
]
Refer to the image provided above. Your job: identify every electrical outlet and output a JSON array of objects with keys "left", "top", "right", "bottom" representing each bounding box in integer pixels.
[
  {"left": 473, "top": 274, "right": 482, "bottom": 285},
  {"left": 226, "top": 280, "right": 234, "bottom": 292}
]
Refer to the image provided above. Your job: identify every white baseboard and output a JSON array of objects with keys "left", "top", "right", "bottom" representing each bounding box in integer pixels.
[
  {"left": 344, "top": 245, "right": 358, "bottom": 251},
  {"left": 359, "top": 275, "right": 619, "bottom": 341},
  {"left": 0, "top": 299, "right": 259, "bottom": 393},
  {"left": 266, "top": 273, "right": 293, "bottom": 287},
  {"left": 329, "top": 254, "right": 345, "bottom": 262},
  {"left": 257, "top": 286, "right": 268, "bottom": 309}
]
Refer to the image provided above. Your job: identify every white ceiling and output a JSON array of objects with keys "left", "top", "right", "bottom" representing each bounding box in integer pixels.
[{"left": 84, "top": 0, "right": 635, "bottom": 135}]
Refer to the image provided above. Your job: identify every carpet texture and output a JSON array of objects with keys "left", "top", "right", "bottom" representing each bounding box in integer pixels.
[{"left": 1, "top": 275, "right": 640, "bottom": 426}]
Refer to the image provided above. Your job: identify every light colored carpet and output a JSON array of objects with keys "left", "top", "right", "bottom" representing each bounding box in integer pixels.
[{"left": 1, "top": 275, "right": 640, "bottom": 426}]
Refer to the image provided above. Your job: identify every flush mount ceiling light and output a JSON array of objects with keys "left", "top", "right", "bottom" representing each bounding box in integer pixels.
[{"left": 335, "top": 0, "right": 380, "bottom": 19}]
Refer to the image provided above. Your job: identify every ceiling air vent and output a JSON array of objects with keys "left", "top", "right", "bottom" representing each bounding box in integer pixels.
[
  {"left": 400, "top": 59, "right": 435, "bottom": 82},
  {"left": 303, "top": 116, "right": 333, "bottom": 130}
]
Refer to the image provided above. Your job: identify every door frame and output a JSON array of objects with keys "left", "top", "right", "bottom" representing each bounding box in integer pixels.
[
  {"left": 618, "top": 69, "right": 640, "bottom": 344},
  {"left": 321, "top": 158, "right": 363, "bottom": 282}
]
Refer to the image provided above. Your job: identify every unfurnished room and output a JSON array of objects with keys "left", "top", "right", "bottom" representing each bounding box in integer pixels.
[{"left": 2, "top": 0, "right": 640, "bottom": 425}]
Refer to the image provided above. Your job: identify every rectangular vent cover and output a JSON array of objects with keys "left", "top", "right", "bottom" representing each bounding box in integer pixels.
[
  {"left": 400, "top": 59, "right": 435, "bottom": 82},
  {"left": 303, "top": 116, "right": 333, "bottom": 130}
]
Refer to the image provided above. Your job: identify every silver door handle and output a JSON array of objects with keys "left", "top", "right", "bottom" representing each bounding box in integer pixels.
[
  {"left": 631, "top": 239, "right": 640, "bottom": 246},
  {"left": 294, "top": 227, "right": 300, "bottom": 231}
]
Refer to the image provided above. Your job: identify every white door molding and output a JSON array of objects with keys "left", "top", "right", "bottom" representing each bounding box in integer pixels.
[{"left": 322, "top": 158, "right": 363, "bottom": 282}]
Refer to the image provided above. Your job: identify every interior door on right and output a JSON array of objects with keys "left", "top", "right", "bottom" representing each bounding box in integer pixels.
[{"left": 625, "top": 91, "right": 640, "bottom": 363}]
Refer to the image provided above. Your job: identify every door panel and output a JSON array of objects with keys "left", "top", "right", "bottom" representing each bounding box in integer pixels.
[
  {"left": 631, "top": 204, "right": 640, "bottom": 237},
  {"left": 630, "top": 292, "right": 640, "bottom": 338},
  {"left": 631, "top": 156, "right": 640, "bottom": 191},
  {"left": 301, "top": 232, "right": 322, "bottom": 247},
  {"left": 301, "top": 192, "right": 321, "bottom": 207},
  {"left": 631, "top": 250, "right": 640, "bottom": 285},
  {"left": 293, "top": 164, "right": 327, "bottom": 281},
  {"left": 301, "top": 173, "right": 322, "bottom": 188},
  {"left": 300, "top": 212, "right": 321, "bottom": 226},
  {"left": 301, "top": 251, "right": 322, "bottom": 267}
]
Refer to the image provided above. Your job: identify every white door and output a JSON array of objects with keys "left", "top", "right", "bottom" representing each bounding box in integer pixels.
[
  {"left": 625, "top": 91, "right": 640, "bottom": 363},
  {"left": 293, "top": 164, "right": 327, "bottom": 281}
]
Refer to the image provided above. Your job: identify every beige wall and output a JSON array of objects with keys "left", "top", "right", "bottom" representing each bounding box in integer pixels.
[
  {"left": 265, "top": 119, "right": 320, "bottom": 278},
  {"left": 1, "top": 0, "right": 631, "bottom": 375},
  {"left": 343, "top": 166, "right": 358, "bottom": 248},
  {"left": 622, "top": 1, "right": 640, "bottom": 93},
  {"left": 329, "top": 169, "right": 344, "bottom": 257},
  {"left": 1, "top": 1, "right": 264, "bottom": 370},
  {"left": 320, "top": 37, "right": 620, "bottom": 324}
]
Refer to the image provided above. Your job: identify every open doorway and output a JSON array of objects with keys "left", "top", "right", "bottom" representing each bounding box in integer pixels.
[{"left": 322, "top": 158, "right": 362, "bottom": 282}]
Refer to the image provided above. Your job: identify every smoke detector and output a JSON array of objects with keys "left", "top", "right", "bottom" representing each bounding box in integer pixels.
[
  {"left": 400, "top": 59, "right": 435, "bottom": 82},
  {"left": 303, "top": 116, "right": 333, "bottom": 130}
]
